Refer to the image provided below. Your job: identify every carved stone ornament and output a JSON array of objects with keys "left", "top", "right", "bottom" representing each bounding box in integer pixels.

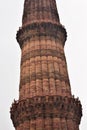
[
  {"left": 16, "top": 22, "right": 67, "bottom": 48},
  {"left": 10, "top": 95, "right": 82, "bottom": 127}
]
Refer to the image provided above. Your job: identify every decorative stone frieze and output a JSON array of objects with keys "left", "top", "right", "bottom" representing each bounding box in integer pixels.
[
  {"left": 10, "top": 96, "right": 82, "bottom": 127},
  {"left": 17, "top": 22, "right": 67, "bottom": 48}
]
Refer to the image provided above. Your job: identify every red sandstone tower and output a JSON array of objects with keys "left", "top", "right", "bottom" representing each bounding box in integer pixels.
[{"left": 10, "top": 0, "right": 82, "bottom": 130}]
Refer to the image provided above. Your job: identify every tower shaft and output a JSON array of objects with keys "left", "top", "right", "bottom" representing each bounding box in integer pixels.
[{"left": 10, "top": 0, "right": 82, "bottom": 130}]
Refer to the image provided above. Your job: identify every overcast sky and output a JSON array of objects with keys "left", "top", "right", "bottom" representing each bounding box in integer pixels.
[{"left": 0, "top": 0, "right": 87, "bottom": 130}]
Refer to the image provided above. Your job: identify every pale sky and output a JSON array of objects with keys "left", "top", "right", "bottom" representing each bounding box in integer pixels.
[{"left": 0, "top": 0, "right": 87, "bottom": 130}]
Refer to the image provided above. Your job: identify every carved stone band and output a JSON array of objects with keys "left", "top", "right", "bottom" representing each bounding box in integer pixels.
[
  {"left": 10, "top": 95, "right": 82, "bottom": 127},
  {"left": 16, "top": 22, "right": 67, "bottom": 48},
  {"left": 21, "top": 49, "right": 65, "bottom": 64},
  {"left": 20, "top": 72, "right": 69, "bottom": 88}
]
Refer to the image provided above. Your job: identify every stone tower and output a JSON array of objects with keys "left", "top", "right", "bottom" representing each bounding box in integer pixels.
[{"left": 10, "top": 0, "right": 82, "bottom": 130}]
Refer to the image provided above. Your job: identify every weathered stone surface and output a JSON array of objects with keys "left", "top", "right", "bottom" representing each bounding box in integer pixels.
[
  {"left": 17, "top": 22, "right": 67, "bottom": 48},
  {"left": 22, "top": 0, "right": 60, "bottom": 26},
  {"left": 10, "top": 0, "right": 82, "bottom": 129},
  {"left": 10, "top": 96, "right": 82, "bottom": 128}
]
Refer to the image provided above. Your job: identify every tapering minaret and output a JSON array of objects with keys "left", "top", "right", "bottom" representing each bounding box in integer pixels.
[{"left": 10, "top": 0, "right": 82, "bottom": 130}]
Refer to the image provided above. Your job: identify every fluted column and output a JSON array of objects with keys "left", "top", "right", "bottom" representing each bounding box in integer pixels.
[
  {"left": 17, "top": 24, "right": 72, "bottom": 100},
  {"left": 22, "top": 0, "right": 60, "bottom": 26},
  {"left": 10, "top": 0, "right": 82, "bottom": 129},
  {"left": 17, "top": 0, "right": 71, "bottom": 100}
]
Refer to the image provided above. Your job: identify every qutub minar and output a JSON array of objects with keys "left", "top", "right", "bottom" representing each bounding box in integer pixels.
[{"left": 10, "top": 0, "right": 82, "bottom": 130}]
